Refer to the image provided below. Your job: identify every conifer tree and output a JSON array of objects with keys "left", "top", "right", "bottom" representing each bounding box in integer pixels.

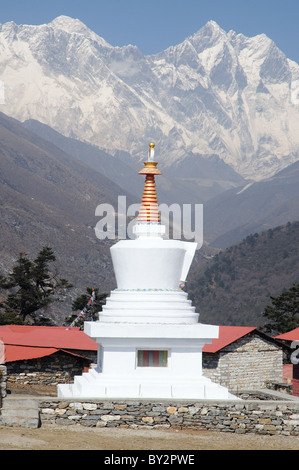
[
  {"left": 0, "top": 246, "right": 72, "bottom": 325},
  {"left": 262, "top": 283, "right": 299, "bottom": 334}
]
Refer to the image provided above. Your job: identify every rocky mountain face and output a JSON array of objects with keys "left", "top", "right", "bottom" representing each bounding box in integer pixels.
[{"left": 0, "top": 16, "right": 299, "bottom": 182}]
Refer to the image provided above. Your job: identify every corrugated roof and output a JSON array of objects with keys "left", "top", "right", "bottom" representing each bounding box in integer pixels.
[
  {"left": 275, "top": 328, "right": 299, "bottom": 341},
  {"left": 3, "top": 345, "right": 93, "bottom": 363},
  {"left": 4, "top": 345, "right": 59, "bottom": 362},
  {"left": 0, "top": 324, "right": 97, "bottom": 351},
  {"left": 202, "top": 326, "right": 257, "bottom": 353}
]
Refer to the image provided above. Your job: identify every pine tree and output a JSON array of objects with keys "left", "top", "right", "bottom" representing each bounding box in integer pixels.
[
  {"left": 0, "top": 246, "right": 72, "bottom": 325},
  {"left": 262, "top": 283, "right": 299, "bottom": 334}
]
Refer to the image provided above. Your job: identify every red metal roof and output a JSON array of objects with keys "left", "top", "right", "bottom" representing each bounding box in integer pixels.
[
  {"left": 202, "top": 326, "right": 257, "bottom": 353},
  {"left": 275, "top": 328, "right": 299, "bottom": 341},
  {"left": 4, "top": 345, "right": 59, "bottom": 362},
  {"left": 0, "top": 324, "right": 97, "bottom": 350},
  {"left": 0, "top": 324, "right": 97, "bottom": 363}
]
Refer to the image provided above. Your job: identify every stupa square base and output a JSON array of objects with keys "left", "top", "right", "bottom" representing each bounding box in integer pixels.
[{"left": 57, "top": 322, "right": 236, "bottom": 400}]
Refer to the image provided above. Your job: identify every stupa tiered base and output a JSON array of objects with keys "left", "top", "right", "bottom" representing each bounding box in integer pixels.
[
  {"left": 58, "top": 320, "right": 235, "bottom": 399},
  {"left": 99, "top": 288, "right": 199, "bottom": 323}
]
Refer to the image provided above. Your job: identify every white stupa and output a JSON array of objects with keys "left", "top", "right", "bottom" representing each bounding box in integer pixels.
[{"left": 58, "top": 143, "right": 235, "bottom": 399}]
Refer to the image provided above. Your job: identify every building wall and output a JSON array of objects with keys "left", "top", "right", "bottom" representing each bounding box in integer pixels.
[
  {"left": 6, "top": 351, "right": 90, "bottom": 388},
  {"left": 0, "top": 365, "right": 7, "bottom": 403},
  {"left": 203, "top": 333, "right": 283, "bottom": 390}
]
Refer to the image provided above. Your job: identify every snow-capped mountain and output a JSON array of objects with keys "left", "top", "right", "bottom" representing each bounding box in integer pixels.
[{"left": 0, "top": 15, "right": 299, "bottom": 180}]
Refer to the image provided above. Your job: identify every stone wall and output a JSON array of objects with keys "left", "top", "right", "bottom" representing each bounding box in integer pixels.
[
  {"left": 0, "top": 365, "right": 7, "bottom": 404},
  {"left": 203, "top": 332, "right": 283, "bottom": 390},
  {"left": 38, "top": 397, "right": 299, "bottom": 436}
]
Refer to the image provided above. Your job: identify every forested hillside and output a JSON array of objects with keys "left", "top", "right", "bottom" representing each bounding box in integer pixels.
[{"left": 188, "top": 221, "right": 299, "bottom": 327}]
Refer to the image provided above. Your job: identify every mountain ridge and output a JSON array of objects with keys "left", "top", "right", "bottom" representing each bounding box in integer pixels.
[
  {"left": 0, "top": 16, "right": 298, "bottom": 181},
  {"left": 22, "top": 117, "right": 245, "bottom": 205}
]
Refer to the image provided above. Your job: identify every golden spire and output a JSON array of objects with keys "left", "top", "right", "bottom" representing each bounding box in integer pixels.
[{"left": 137, "top": 143, "right": 161, "bottom": 224}]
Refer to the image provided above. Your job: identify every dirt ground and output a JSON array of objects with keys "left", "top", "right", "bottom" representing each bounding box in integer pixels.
[
  {"left": 1, "top": 423, "right": 299, "bottom": 451},
  {"left": 2, "top": 384, "right": 299, "bottom": 450},
  {"left": 5, "top": 382, "right": 58, "bottom": 396}
]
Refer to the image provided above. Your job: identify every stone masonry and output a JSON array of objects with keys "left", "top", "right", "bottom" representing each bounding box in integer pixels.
[
  {"left": 0, "top": 365, "right": 7, "bottom": 403},
  {"left": 38, "top": 397, "right": 299, "bottom": 436},
  {"left": 203, "top": 332, "right": 283, "bottom": 390},
  {"left": 5, "top": 351, "right": 91, "bottom": 389}
]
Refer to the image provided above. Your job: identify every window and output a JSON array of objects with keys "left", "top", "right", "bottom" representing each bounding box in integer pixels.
[{"left": 137, "top": 350, "right": 168, "bottom": 367}]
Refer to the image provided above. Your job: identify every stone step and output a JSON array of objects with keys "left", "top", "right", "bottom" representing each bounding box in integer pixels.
[{"left": 0, "top": 396, "right": 40, "bottom": 428}]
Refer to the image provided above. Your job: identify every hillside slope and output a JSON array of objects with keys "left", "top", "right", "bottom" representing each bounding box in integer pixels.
[
  {"left": 188, "top": 221, "right": 299, "bottom": 327},
  {"left": 203, "top": 161, "right": 299, "bottom": 248},
  {"left": 0, "top": 112, "right": 136, "bottom": 323}
]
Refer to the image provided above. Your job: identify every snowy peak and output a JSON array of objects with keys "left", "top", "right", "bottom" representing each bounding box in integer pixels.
[
  {"left": 48, "top": 15, "right": 112, "bottom": 47},
  {"left": 157, "top": 20, "right": 227, "bottom": 66},
  {"left": 188, "top": 20, "right": 227, "bottom": 52},
  {"left": 49, "top": 15, "right": 89, "bottom": 33}
]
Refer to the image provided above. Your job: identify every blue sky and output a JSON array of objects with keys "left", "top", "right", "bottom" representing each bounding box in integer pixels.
[{"left": 1, "top": 0, "right": 299, "bottom": 63}]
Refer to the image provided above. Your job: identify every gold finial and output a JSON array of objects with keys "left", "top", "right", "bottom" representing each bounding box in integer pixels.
[
  {"left": 148, "top": 142, "right": 155, "bottom": 162},
  {"left": 139, "top": 142, "right": 161, "bottom": 174}
]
